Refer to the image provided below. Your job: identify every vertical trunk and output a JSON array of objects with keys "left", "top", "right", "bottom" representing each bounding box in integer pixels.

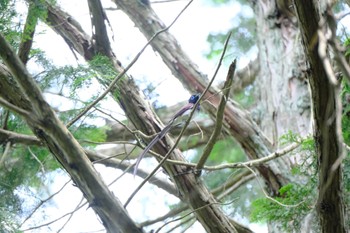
[
  {"left": 251, "top": 0, "right": 312, "bottom": 231},
  {"left": 253, "top": 0, "right": 310, "bottom": 145},
  {"left": 294, "top": 1, "right": 346, "bottom": 232}
]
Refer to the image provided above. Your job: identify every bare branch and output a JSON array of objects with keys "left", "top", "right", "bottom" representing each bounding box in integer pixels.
[
  {"left": 150, "top": 140, "right": 301, "bottom": 171},
  {"left": 230, "top": 56, "right": 259, "bottom": 93},
  {"left": 86, "top": 150, "right": 179, "bottom": 197},
  {"left": 19, "top": 178, "right": 72, "bottom": 228},
  {"left": 0, "top": 128, "right": 41, "bottom": 146},
  {"left": 18, "top": 2, "right": 38, "bottom": 64},
  {"left": 123, "top": 31, "right": 231, "bottom": 208},
  {"left": 0, "top": 97, "right": 33, "bottom": 120},
  {"left": 196, "top": 58, "right": 236, "bottom": 173},
  {"left": 87, "top": 0, "right": 114, "bottom": 57},
  {"left": 22, "top": 196, "right": 87, "bottom": 232},
  {"left": 42, "top": 3, "right": 250, "bottom": 232},
  {"left": 66, "top": 0, "right": 193, "bottom": 128},
  {"left": 27, "top": 147, "right": 45, "bottom": 173}
]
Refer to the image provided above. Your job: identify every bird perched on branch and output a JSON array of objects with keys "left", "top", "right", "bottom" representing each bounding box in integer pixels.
[{"left": 133, "top": 94, "right": 200, "bottom": 176}]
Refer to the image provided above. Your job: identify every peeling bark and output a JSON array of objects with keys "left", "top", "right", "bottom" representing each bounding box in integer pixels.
[{"left": 46, "top": 4, "right": 96, "bottom": 60}]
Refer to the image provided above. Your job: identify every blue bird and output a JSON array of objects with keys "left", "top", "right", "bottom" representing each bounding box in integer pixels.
[{"left": 133, "top": 94, "right": 200, "bottom": 176}]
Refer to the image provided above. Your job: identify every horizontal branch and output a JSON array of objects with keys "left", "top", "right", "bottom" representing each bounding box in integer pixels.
[
  {"left": 0, "top": 128, "right": 41, "bottom": 146},
  {"left": 150, "top": 141, "right": 301, "bottom": 171},
  {"left": 86, "top": 150, "right": 179, "bottom": 197}
]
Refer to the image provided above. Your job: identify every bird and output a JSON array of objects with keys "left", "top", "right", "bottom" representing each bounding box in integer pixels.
[{"left": 133, "top": 94, "right": 200, "bottom": 176}]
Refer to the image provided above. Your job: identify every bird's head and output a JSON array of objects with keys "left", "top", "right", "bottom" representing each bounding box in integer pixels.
[{"left": 188, "top": 94, "right": 200, "bottom": 104}]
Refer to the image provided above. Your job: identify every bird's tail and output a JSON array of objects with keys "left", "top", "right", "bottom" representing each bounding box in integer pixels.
[{"left": 133, "top": 120, "right": 174, "bottom": 177}]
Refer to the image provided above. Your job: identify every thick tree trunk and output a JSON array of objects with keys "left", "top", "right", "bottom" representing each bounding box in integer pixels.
[
  {"left": 252, "top": 0, "right": 311, "bottom": 143},
  {"left": 249, "top": 0, "right": 312, "bottom": 231},
  {"left": 294, "top": 0, "right": 346, "bottom": 232}
]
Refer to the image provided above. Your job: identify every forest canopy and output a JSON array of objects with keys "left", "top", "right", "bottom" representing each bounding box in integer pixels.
[{"left": 0, "top": 0, "right": 349, "bottom": 232}]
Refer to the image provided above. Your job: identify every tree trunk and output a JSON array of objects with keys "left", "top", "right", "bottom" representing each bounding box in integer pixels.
[
  {"left": 252, "top": 0, "right": 311, "bottom": 144},
  {"left": 294, "top": 1, "right": 346, "bottom": 232},
  {"left": 249, "top": 0, "right": 314, "bottom": 231}
]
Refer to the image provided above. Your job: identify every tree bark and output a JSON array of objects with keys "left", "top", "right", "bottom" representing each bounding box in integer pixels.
[
  {"left": 251, "top": 0, "right": 311, "bottom": 143},
  {"left": 0, "top": 36, "right": 143, "bottom": 233},
  {"left": 39, "top": 1, "right": 250, "bottom": 232},
  {"left": 18, "top": 2, "right": 37, "bottom": 65},
  {"left": 294, "top": 0, "right": 346, "bottom": 232},
  {"left": 112, "top": 0, "right": 289, "bottom": 195}
]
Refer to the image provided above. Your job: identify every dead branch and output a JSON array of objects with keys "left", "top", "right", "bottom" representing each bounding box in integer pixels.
[{"left": 196, "top": 59, "right": 236, "bottom": 173}]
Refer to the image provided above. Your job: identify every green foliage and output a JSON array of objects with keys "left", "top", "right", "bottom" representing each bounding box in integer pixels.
[
  {"left": 198, "top": 137, "right": 245, "bottom": 191},
  {"left": 341, "top": 81, "right": 350, "bottom": 144},
  {"left": 250, "top": 183, "right": 315, "bottom": 231},
  {"left": 21, "top": 0, "right": 47, "bottom": 42},
  {"left": 0, "top": 49, "right": 112, "bottom": 231},
  {"left": 344, "top": 38, "right": 350, "bottom": 59},
  {"left": 32, "top": 49, "right": 96, "bottom": 97},
  {"left": 0, "top": 0, "right": 20, "bottom": 46},
  {"left": 279, "top": 130, "right": 302, "bottom": 145},
  {"left": 341, "top": 80, "right": 350, "bottom": 220},
  {"left": 250, "top": 131, "right": 317, "bottom": 231},
  {"left": 73, "top": 124, "right": 107, "bottom": 145},
  {"left": 0, "top": 143, "right": 57, "bottom": 230},
  {"left": 207, "top": 137, "right": 245, "bottom": 163},
  {"left": 205, "top": 3, "right": 256, "bottom": 61},
  {"left": 89, "top": 55, "right": 118, "bottom": 78}
]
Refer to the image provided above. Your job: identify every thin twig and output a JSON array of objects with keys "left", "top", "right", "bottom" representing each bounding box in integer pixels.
[
  {"left": 140, "top": 204, "right": 187, "bottom": 227},
  {"left": 242, "top": 163, "right": 304, "bottom": 208},
  {"left": 324, "top": 8, "right": 350, "bottom": 82},
  {"left": 149, "top": 140, "right": 301, "bottom": 171},
  {"left": 196, "top": 58, "right": 236, "bottom": 173},
  {"left": 0, "top": 141, "right": 11, "bottom": 168},
  {"left": 95, "top": 107, "right": 150, "bottom": 139},
  {"left": 154, "top": 198, "right": 238, "bottom": 233},
  {"left": 56, "top": 197, "right": 85, "bottom": 233},
  {"left": 162, "top": 214, "right": 194, "bottom": 233},
  {"left": 66, "top": 0, "right": 195, "bottom": 128},
  {"left": 140, "top": 170, "right": 253, "bottom": 229},
  {"left": 19, "top": 178, "right": 72, "bottom": 228},
  {"left": 123, "top": 30, "right": 232, "bottom": 208},
  {"left": 22, "top": 196, "right": 88, "bottom": 232},
  {"left": 28, "top": 147, "right": 46, "bottom": 174}
]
